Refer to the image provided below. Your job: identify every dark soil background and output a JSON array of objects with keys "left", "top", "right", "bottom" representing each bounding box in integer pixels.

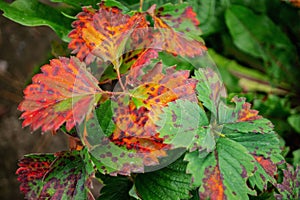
[{"left": 0, "top": 15, "right": 68, "bottom": 199}]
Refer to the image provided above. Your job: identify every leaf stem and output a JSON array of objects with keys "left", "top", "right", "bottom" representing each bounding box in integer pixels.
[
  {"left": 113, "top": 59, "right": 126, "bottom": 92},
  {"left": 140, "top": 0, "right": 144, "bottom": 11}
]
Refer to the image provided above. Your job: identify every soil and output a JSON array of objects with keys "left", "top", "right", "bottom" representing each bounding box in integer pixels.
[{"left": 0, "top": 15, "right": 68, "bottom": 199}]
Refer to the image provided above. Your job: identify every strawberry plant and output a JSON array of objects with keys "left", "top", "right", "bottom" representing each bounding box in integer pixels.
[{"left": 1, "top": 0, "right": 300, "bottom": 199}]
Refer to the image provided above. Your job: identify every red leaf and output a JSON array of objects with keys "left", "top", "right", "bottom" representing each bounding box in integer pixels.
[
  {"left": 18, "top": 57, "right": 102, "bottom": 132},
  {"left": 16, "top": 155, "right": 55, "bottom": 196}
]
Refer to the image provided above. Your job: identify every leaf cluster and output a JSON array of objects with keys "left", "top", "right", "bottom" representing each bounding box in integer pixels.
[{"left": 1, "top": 0, "right": 300, "bottom": 199}]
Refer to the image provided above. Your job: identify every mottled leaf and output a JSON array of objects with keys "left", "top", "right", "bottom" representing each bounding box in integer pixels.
[
  {"left": 16, "top": 154, "right": 55, "bottom": 198},
  {"left": 79, "top": 112, "right": 144, "bottom": 175},
  {"left": 194, "top": 67, "right": 226, "bottom": 118},
  {"left": 68, "top": 3, "right": 146, "bottom": 65},
  {"left": 220, "top": 97, "right": 274, "bottom": 134},
  {"left": 156, "top": 99, "right": 203, "bottom": 149},
  {"left": 185, "top": 137, "right": 257, "bottom": 200},
  {"left": 135, "top": 157, "right": 192, "bottom": 200},
  {"left": 154, "top": 3, "right": 202, "bottom": 36},
  {"left": 18, "top": 57, "right": 102, "bottom": 132},
  {"left": 16, "top": 151, "right": 93, "bottom": 199},
  {"left": 275, "top": 164, "right": 300, "bottom": 200},
  {"left": 147, "top": 4, "right": 207, "bottom": 57},
  {"left": 110, "top": 64, "right": 197, "bottom": 165}
]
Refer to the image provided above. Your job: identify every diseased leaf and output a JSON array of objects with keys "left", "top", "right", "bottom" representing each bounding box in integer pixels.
[
  {"left": 79, "top": 112, "right": 145, "bottom": 175},
  {"left": 188, "top": 68, "right": 283, "bottom": 199},
  {"left": 154, "top": 3, "right": 202, "bottom": 36},
  {"left": 185, "top": 137, "right": 257, "bottom": 200},
  {"left": 18, "top": 57, "right": 102, "bottom": 132},
  {"left": 0, "top": 0, "right": 72, "bottom": 42},
  {"left": 135, "top": 157, "right": 192, "bottom": 200},
  {"left": 109, "top": 63, "right": 198, "bottom": 165},
  {"left": 68, "top": 3, "right": 147, "bottom": 65},
  {"left": 194, "top": 67, "right": 226, "bottom": 118},
  {"left": 147, "top": 4, "right": 207, "bottom": 57},
  {"left": 16, "top": 154, "right": 55, "bottom": 198},
  {"left": 156, "top": 99, "right": 203, "bottom": 148},
  {"left": 220, "top": 97, "right": 274, "bottom": 133},
  {"left": 16, "top": 151, "right": 94, "bottom": 199},
  {"left": 97, "top": 173, "right": 133, "bottom": 200},
  {"left": 275, "top": 164, "right": 300, "bottom": 200}
]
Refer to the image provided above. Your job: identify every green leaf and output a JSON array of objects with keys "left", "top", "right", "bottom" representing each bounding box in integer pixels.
[
  {"left": 194, "top": 67, "right": 226, "bottom": 118},
  {"left": 50, "top": 0, "right": 100, "bottom": 9},
  {"left": 185, "top": 137, "right": 256, "bottom": 200},
  {"left": 16, "top": 151, "right": 93, "bottom": 199},
  {"left": 135, "top": 157, "right": 192, "bottom": 200},
  {"left": 97, "top": 173, "right": 133, "bottom": 200},
  {"left": 0, "top": 0, "right": 73, "bottom": 42},
  {"left": 225, "top": 131, "right": 283, "bottom": 191},
  {"left": 156, "top": 99, "right": 205, "bottom": 148},
  {"left": 293, "top": 149, "right": 300, "bottom": 166},
  {"left": 288, "top": 114, "right": 300, "bottom": 133},
  {"left": 95, "top": 100, "right": 115, "bottom": 137},
  {"left": 225, "top": 5, "right": 299, "bottom": 85},
  {"left": 275, "top": 164, "right": 300, "bottom": 200}
]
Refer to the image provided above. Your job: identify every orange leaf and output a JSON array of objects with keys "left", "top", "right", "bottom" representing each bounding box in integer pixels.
[
  {"left": 18, "top": 57, "right": 102, "bottom": 132},
  {"left": 68, "top": 4, "right": 147, "bottom": 64},
  {"left": 147, "top": 5, "right": 207, "bottom": 57}
]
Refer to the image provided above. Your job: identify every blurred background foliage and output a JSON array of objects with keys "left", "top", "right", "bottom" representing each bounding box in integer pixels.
[{"left": 0, "top": 0, "right": 300, "bottom": 199}]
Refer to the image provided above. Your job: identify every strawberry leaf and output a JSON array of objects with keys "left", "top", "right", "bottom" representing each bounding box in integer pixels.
[
  {"left": 275, "top": 164, "right": 300, "bottom": 200},
  {"left": 135, "top": 157, "right": 192, "bottom": 200},
  {"left": 79, "top": 112, "right": 145, "bottom": 175},
  {"left": 155, "top": 3, "right": 202, "bottom": 36},
  {"left": 16, "top": 151, "right": 94, "bottom": 199},
  {"left": 18, "top": 57, "right": 102, "bottom": 132},
  {"left": 97, "top": 173, "right": 133, "bottom": 200},
  {"left": 184, "top": 68, "right": 283, "bottom": 199},
  {"left": 147, "top": 4, "right": 207, "bottom": 57},
  {"left": 185, "top": 137, "right": 257, "bottom": 199},
  {"left": 155, "top": 99, "right": 204, "bottom": 149},
  {"left": 194, "top": 67, "right": 226, "bottom": 118},
  {"left": 16, "top": 154, "right": 55, "bottom": 198},
  {"left": 68, "top": 3, "right": 146, "bottom": 65}
]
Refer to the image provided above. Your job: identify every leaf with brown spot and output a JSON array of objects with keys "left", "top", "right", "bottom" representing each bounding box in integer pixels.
[
  {"left": 275, "top": 164, "right": 300, "bottom": 200},
  {"left": 147, "top": 4, "right": 207, "bottom": 57},
  {"left": 185, "top": 137, "right": 256, "bottom": 200},
  {"left": 220, "top": 97, "right": 274, "bottom": 134},
  {"left": 68, "top": 3, "right": 147, "bottom": 66},
  {"left": 16, "top": 151, "right": 94, "bottom": 199},
  {"left": 18, "top": 57, "right": 102, "bottom": 132},
  {"left": 16, "top": 154, "right": 55, "bottom": 198},
  {"left": 110, "top": 64, "right": 197, "bottom": 166}
]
